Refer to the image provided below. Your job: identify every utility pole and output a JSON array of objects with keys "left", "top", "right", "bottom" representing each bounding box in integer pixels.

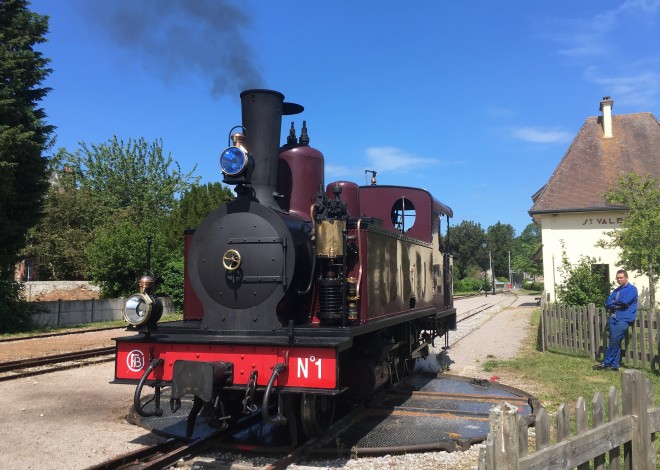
[
  {"left": 508, "top": 250, "right": 511, "bottom": 289},
  {"left": 489, "top": 250, "right": 495, "bottom": 295}
]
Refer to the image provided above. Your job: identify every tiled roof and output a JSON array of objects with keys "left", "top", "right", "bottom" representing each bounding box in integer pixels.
[{"left": 529, "top": 112, "right": 660, "bottom": 216}]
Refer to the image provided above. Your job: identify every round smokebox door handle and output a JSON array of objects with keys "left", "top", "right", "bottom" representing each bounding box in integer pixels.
[{"left": 222, "top": 249, "right": 241, "bottom": 271}]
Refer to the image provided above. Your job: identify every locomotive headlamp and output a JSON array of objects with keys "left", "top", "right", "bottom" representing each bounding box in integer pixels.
[
  {"left": 220, "top": 127, "right": 254, "bottom": 186},
  {"left": 220, "top": 146, "right": 248, "bottom": 176},
  {"left": 123, "top": 293, "right": 155, "bottom": 326}
]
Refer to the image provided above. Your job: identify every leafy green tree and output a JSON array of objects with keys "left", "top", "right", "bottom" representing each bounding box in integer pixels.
[
  {"left": 0, "top": 0, "right": 53, "bottom": 274},
  {"left": 597, "top": 173, "right": 660, "bottom": 312},
  {"left": 486, "top": 222, "right": 515, "bottom": 279},
  {"left": 21, "top": 154, "right": 101, "bottom": 280},
  {"left": 63, "top": 136, "right": 198, "bottom": 222},
  {"left": 557, "top": 246, "right": 609, "bottom": 306},
  {"left": 512, "top": 222, "right": 542, "bottom": 278},
  {"left": 445, "top": 221, "right": 486, "bottom": 280},
  {"left": 0, "top": 279, "right": 41, "bottom": 332},
  {"left": 158, "top": 257, "right": 184, "bottom": 312},
  {"left": 85, "top": 217, "right": 172, "bottom": 298},
  {"left": 57, "top": 137, "right": 199, "bottom": 296}
]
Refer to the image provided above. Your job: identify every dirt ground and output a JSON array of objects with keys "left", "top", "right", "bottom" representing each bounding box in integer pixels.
[
  {"left": 0, "top": 328, "right": 134, "bottom": 362},
  {"left": 0, "top": 295, "right": 540, "bottom": 470},
  {"left": 444, "top": 298, "right": 543, "bottom": 397}
]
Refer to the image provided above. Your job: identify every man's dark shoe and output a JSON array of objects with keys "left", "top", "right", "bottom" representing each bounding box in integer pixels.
[{"left": 593, "top": 363, "right": 618, "bottom": 371}]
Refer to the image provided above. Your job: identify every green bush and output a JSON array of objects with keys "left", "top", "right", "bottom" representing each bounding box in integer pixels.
[
  {"left": 455, "top": 277, "right": 485, "bottom": 292},
  {"left": 0, "top": 280, "right": 38, "bottom": 333},
  {"left": 158, "top": 256, "right": 184, "bottom": 313},
  {"left": 522, "top": 280, "right": 543, "bottom": 291}
]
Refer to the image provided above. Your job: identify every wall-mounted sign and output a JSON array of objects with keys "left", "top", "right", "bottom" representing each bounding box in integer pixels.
[{"left": 581, "top": 217, "right": 624, "bottom": 226}]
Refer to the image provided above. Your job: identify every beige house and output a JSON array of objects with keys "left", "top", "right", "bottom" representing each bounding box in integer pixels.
[{"left": 529, "top": 97, "right": 660, "bottom": 305}]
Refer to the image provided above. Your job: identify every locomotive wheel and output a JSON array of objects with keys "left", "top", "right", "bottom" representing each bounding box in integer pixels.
[{"left": 300, "top": 393, "right": 336, "bottom": 437}]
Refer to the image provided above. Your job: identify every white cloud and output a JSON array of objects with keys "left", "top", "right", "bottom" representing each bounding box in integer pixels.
[
  {"left": 545, "top": 0, "right": 659, "bottom": 58},
  {"left": 324, "top": 147, "right": 455, "bottom": 181},
  {"left": 621, "top": 0, "right": 660, "bottom": 14},
  {"left": 510, "top": 127, "right": 573, "bottom": 144},
  {"left": 325, "top": 164, "right": 354, "bottom": 179},
  {"left": 585, "top": 66, "right": 660, "bottom": 107},
  {"left": 365, "top": 146, "right": 441, "bottom": 173}
]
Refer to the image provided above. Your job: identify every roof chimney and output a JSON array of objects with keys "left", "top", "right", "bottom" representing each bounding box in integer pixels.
[{"left": 599, "top": 96, "right": 614, "bottom": 139}]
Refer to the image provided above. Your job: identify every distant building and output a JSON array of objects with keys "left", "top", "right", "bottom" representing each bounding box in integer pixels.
[{"left": 529, "top": 97, "right": 660, "bottom": 305}]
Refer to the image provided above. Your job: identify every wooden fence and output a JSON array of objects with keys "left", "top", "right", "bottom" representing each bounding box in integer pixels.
[
  {"left": 541, "top": 298, "right": 660, "bottom": 371},
  {"left": 477, "top": 370, "right": 659, "bottom": 469}
]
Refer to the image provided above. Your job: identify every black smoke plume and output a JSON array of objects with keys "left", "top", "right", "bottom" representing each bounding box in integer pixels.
[{"left": 81, "top": 0, "right": 264, "bottom": 98}]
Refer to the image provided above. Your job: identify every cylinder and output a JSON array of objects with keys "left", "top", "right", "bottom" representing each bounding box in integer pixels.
[{"left": 315, "top": 220, "right": 345, "bottom": 257}]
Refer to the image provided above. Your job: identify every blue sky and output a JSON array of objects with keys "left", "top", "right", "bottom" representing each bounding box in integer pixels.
[{"left": 30, "top": 0, "right": 660, "bottom": 236}]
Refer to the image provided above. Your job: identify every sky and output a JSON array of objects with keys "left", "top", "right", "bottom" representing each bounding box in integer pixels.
[{"left": 29, "top": 0, "right": 660, "bottom": 236}]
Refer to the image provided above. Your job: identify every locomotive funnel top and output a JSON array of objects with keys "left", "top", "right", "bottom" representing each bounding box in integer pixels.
[{"left": 238, "top": 89, "right": 303, "bottom": 208}]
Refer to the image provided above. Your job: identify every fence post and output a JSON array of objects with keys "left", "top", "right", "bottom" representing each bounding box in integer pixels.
[
  {"left": 540, "top": 294, "right": 547, "bottom": 351},
  {"left": 621, "top": 370, "right": 653, "bottom": 469},
  {"left": 487, "top": 402, "right": 520, "bottom": 469},
  {"left": 57, "top": 299, "right": 62, "bottom": 327},
  {"left": 588, "top": 303, "right": 596, "bottom": 361}
]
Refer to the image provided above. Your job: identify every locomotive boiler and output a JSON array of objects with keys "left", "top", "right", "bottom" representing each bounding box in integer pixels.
[{"left": 113, "top": 89, "right": 456, "bottom": 441}]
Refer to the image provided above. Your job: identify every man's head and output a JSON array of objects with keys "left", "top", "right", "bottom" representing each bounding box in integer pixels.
[{"left": 616, "top": 269, "right": 628, "bottom": 286}]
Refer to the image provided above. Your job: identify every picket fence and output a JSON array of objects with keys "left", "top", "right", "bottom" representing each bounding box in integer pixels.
[
  {"left": 540, "top": 298, "right": 660, "bottom": 371},
  {"left": 477, "top": 370, "right": 658, "bottom": 469}
]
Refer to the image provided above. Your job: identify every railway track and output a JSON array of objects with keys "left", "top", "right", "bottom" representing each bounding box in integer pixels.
[
  {"left": 86, "top": 435, "right": 215, "bottom": 470},
  {"left": 0, "top": 325, "right": 126, "bottom": 343},
  {"left": 456, "top": 292, "right": 518, "bottom": 323},
  {"left": 0, "top": 346, "right": 115, "bottom": 382},
  {"left": 91, "top": 371, "right": 537, "bottom": 469}
]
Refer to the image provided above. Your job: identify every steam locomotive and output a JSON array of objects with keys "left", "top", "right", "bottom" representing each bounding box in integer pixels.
[{"left": 113, "top": 89, "right": 456, "bottom": 441}]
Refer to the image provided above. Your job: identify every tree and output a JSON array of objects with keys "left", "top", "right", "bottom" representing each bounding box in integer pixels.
[
  {"left": 597, "top": 173, "right": 660, "bottom": 312},
  {"left": 21, "top": 153, "right": 101, "bottom": 280},
  {"left": 57, "top": 137, "right": 199, "bottom": 296},
  {"left": 512, "top": 223, "right": 542, "bottom": 278},
  {"left": 85, "top": 217, "right": 172, "bottom": 298},
  {"left": 486, "top": 222, "right": 515, "bottom": 279},
  {"left": 0, "top": 0, "right": 53, "bottom": 273},
  {"left": 0, "top": 278, "right": 41, "bottom": 332},
  {"left": 445, "top": 221, "right": 486, "bottom": 280},
  {"left": 557, "top": 248, "right": 609, "bottom": 306},
  {"left": 64, "top": 136, "right": 198, "bottom": 223}
]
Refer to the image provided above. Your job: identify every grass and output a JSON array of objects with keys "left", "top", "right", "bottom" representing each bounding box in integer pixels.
[{"left": 482, "top": 309, "right": 660, "bottom": 412}]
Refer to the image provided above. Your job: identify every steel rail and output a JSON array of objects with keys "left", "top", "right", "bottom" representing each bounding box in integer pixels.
[{"left": 0, "top": 347, "right": 115, "bottom": 382}]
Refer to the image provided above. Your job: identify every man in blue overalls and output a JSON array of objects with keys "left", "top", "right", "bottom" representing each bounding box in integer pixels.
[{"left": 594, "top": 269, "right": 638, "bottom": 371}]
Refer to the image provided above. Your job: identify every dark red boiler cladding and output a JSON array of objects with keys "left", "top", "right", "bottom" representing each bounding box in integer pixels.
[{"left": 278, "top": 132, "right": 324, "bottom": 220}]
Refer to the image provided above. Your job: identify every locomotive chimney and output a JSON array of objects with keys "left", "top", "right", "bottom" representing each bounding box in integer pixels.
[
  {"left": 240, "top": 90, "right": 284, "bottom": 208},
  {"left": 240, "top": 89, "right": 302, "bottom": 208}
]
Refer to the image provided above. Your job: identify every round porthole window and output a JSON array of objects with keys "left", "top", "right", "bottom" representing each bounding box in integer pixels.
[{"left": 391, "top": 198, "right": 416, "bottom": 232}]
